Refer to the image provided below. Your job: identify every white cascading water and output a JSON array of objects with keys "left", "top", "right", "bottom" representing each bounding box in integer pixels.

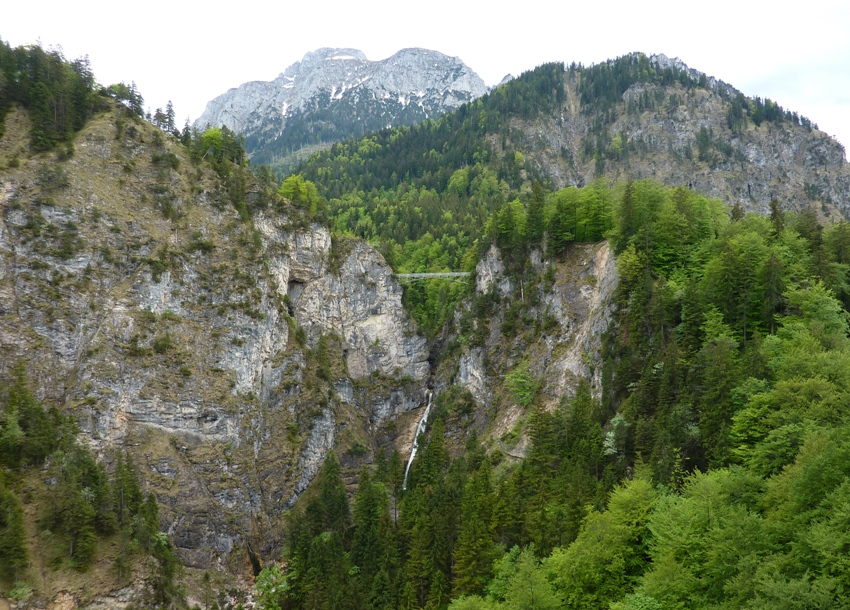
[{"left": 402, "top": 390, "right": 433, "bottom": 490}]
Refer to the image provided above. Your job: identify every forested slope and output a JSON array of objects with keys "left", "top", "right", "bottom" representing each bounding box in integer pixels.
[
  {"left": 255, "top": 181, "right": 850, "bottom": 610},
  {"left": 5, "top": 37, "right": 850, "bottom": 610}
]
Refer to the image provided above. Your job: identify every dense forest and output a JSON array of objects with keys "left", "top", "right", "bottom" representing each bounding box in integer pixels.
[{"left": 254, "top": 180, "right": 850, "bottom": 610}]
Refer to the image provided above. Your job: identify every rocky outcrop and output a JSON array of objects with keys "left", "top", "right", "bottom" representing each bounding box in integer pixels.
[{"left": 476, "top": 245, "right": 513, "bottom": 297}]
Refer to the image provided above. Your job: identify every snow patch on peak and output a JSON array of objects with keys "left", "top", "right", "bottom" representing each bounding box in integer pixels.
[{"left": 195, "top": 46, "right": 487, "bottom": 142}]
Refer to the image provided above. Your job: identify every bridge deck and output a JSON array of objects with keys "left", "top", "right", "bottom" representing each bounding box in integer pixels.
[{"left": 394, "top": 272, "right": 472, "bottom": 279}]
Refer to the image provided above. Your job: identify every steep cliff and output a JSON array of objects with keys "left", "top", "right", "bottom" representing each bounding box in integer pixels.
[{"left": 0, "top": 104, "right": 429, "bottom": 581}]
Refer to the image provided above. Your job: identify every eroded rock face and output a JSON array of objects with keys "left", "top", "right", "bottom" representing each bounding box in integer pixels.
[
  {"left": 448, "top": 242, "right": 618, "bottom": 457},
  {"left": 0, "top": 108, "right": 429, "bottom": 569},
  {"left": 476, "top": 245, "right": 513, "bottom": 297},
  {"left": 294, "top": 239, "right": 429, "bottom": 382}
]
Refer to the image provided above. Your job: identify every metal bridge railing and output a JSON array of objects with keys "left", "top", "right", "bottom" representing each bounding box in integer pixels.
[{"left": 394, "top": 272, "right": 472, "bottom": 280}]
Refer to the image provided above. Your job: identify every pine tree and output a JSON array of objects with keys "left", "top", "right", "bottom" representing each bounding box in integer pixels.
[
  {"left": 452, "top": 466, "right": 495, "bottom": 597},
  {"left": 425, "top": 570, "right": 450, "bottom": 610},
  {"left": 0, "top": 487, "right": 28, "bottom": 581},
  {"left": 351, "top": 468, "right": 386, "bottom": 586},
  {"left": 527, "top": 182, "right": 545, "bottom": 245},
  {"left": 317, "top": 452, "right": 351, "bottom": 539},
  {"left": 165, "top": 101, "right": 176, "bottom": 134},
  {"left": 616, "top": 180, "right": 636, "bottom": 251}
]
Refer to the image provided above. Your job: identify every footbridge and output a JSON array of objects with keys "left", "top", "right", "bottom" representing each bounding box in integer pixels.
[{"left": 394, "top": 272, "right": 472, "bottom": 280}]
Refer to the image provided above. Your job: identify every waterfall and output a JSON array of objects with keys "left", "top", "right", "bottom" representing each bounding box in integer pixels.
[{"left": 402, "top": 389, "right": 433, "bottom": 490}]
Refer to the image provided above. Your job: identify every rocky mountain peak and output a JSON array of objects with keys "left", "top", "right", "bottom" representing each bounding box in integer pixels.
[{"left": 194, "top": 47, "right": 488, "bottom": 171}]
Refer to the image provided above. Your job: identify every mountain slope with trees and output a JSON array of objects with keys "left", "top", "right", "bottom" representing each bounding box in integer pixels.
[
  {"left": 5, "top": 37, "right": 850, "bottom": 610},
  {"left": 296, "top": 53, "right": 848, "bottom": 277},
  {"left": 254, "top": 179, "right": 850, "bottom": 610}
]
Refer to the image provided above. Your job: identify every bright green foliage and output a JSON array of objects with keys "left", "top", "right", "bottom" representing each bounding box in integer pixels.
[
  {"left": 502, "top": 547, "right": 560, "bottom": 610},
  {"left": 610, "top": 593, "right": 663, "bottom": 610},
  {"left": 256, "top": 564, "right": 291, "bottom": 609},
  {"left": 178, "top": 125, "right": 272, "bottom": 219},
  {"left": 278, "top": 175, "right": 322, "bottom": 214},
  {"left": 448, "top": 595, "right": 500, "bottom": 610},
  {"left": 639, "top": 469, "right": 768, "bottom": 608},
  {"left": 287, "top": 64, "right": 568, "bottom": 336},
  {"left": 504, "top": 362, "right": 538, "bottom": 409},
  {"left": 547, "top": 475, "right": 655, "bottom": 609},
  {"left": 229, "top": 173, "right": 850, "bottom": 610},
  {"left": 194, "top": 126, "right": 246, "bottom": 166}
]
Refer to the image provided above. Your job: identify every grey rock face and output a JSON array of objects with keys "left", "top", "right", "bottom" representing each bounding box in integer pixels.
[
  {"left": 476, "top": 245, "right": 512, "bottom": 297},
  {"left": 453, "top": 241, "right": 618, "bottom": 423},
  {"left": 0, "top": 108, "right": 430, "bottom": 571},
  {"left": 195, "top": 47, "right": 488, "bottom": 158}
]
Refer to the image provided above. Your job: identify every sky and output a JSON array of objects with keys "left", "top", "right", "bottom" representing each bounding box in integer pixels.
[{"left": 5, "top": 0, "right": 850, "bottom": 154}]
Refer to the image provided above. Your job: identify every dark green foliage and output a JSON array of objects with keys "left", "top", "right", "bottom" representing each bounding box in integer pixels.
[
  {"left": 0, "top": 38, "right": 101, "bottom": 150},
  {"left": 0, "top": 484, "right": 28, "bottom": 581},
  {"left": 198, "top": 176, "right": 850, "bottom": 607},
  {"left": 152, "top": 151, "right": 180, "bottom": 170},
  {"left": 152, "top": 332, "right": 173, "bottom": 354},
  {"left": 41, "top": 443, "right": 117, "bottom": 568},
  {"left": 298, "top": 62, "right": 563, "bottom": 198},
  {"left": 282, "top": 64, "right": 567, "bottom": 334},
  {"left": 0, "top": 362, "right": 62, "bottom": 468},
  {"left": 314, "top": 452, "right": 351, "bottom": 538},
  {"left": 577, "top": 53, "right": 814, "bottom": 131},
  {"left": 103, "top": 81, "right": 144, "bottom": 117}
]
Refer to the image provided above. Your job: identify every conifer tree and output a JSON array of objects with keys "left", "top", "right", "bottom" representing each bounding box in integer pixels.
[
  {"left": 453, "top": 465, "right": 495, "bottom": 597},
  {"left": 527, "top": 182, "right": 545, "bottom": 244},
  {"left": 0, "top": 486, "right": 28, "bottom": 581},
  {"left": 352, "top": 468, "right": 387, "bottom": 588},
  {"left": 312, "top": 452, "right": 350, "bottom": 540}
]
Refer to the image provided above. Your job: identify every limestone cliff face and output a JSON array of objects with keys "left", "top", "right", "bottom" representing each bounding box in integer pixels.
[
  {"left": 433, "top": 241, "right": 618, "bottom": 458},
  {"left": 0, "top": 107, "right": 428, "bottom": 569},
  {"left": 197, "top": 48, "right": 487, "bottom": 137},
  {"left": 468, "top": 242, "right": 616, "bottom": 404}
]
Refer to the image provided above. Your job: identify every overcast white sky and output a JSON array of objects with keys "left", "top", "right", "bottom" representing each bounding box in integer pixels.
[{"left": 5, "top": 0, "right": 850, "bottom": 153}]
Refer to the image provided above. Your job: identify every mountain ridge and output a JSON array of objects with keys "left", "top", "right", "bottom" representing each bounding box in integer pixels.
[{"left": 195, "top": 47, "right": 488, "bottom": 171}]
